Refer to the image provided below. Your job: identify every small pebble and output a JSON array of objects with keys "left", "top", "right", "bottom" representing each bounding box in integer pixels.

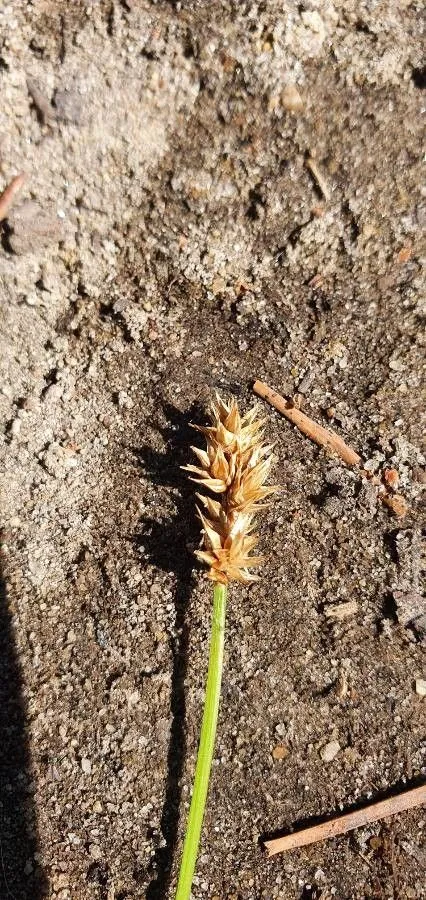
[
  {"left": 383, "top": 493, "right": 408, "bottom": 518},
  {"left": 10, "top": 418, "right": 21, "bottom": 438},
  {"left": 397, "top": 246, "right": 412, "bottom": 264},
  {"left": 281, "top": 83, "right": 304, "bottom": 113},
  {"left": 272, "top": 744, "right": 289, "bottom": 761},
  {"left": 211, "top": 275, "right": 226, "bottom": 294},
  {"left": 81, "top": 757, "right": 92, "bottom": 774},
  {"left": 415, "top": 678, "right": 426, "bottom": 697},
  {"left": 53, "top": 87, "right": 84, "bottom": 124},
  {"left": 7, "top": 201, "right": 64, "bottom": 255},
  {"left": 320, "top": 740, "right": 341, "bottom": 762},
  {"left": 383, "top": 468, "right": 399, "bottom": 489},
  {"left": 412, "top": 467, "right": 426, "bottom": 484},
  {"left": 370, "top": 835, "right": 383, "bottom": 850},
  {"left": 325, "top": 601, "right": 358, "bottom": 621}
]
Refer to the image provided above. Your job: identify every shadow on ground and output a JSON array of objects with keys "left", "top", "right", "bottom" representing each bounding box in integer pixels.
[
  {"left": 0, "top": 562, "right": 48, "bottom": 898},
  {"left": 133, "top": 401, "right": 205, "bottom": 899}
]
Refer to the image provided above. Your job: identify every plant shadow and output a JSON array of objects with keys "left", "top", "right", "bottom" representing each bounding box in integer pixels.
[
  {"left": 133, "top": 400, "right": 205, "bottom": 899},
  {"left": 0, "top": 562, "right": 48, "bottom": 898}
]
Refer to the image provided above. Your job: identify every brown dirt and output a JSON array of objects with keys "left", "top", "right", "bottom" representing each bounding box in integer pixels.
[{"left": 0, "top": 2, "right": 425, "bottom": 898}]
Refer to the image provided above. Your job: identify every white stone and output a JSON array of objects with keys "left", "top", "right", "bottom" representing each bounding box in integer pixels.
[
  {"left": 321, "top": 740, "right": 341, "bottom": 762},
  {"left": 415, "top": 678, "right": 426, "bottom": 697}
]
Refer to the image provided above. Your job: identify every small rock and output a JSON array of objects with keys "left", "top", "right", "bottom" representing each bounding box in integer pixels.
[
  {"left": 88, "top": 844, "right": 102, "bottom": 860},
  {"left": 301, "top": 10, "right": 326, "bottom": 39},
  {"left": 43, "top": 383, "right": 63, "bottom": 404},
  {"left": 53, "top": 87, "right": 84, "bottom": 125},
  {"left": 384, "top": 493, "right": 408, "bottom": 518},
  {"left": 52, "top": 873, "right": 69, "bottom": 890},
  {"left": 272, "top": 744, "right": 290, "bottom": 761},
  {"left": 27, "top": 77, "right": 54, "bottom": 125},
  {"left": 394, "top": 590, "right": 426, "bottom": 644},
  {"left": 211, "top": 276, "right": 226, "bottom": 294},
  {"left": 92, "top": 800, "right": 103, "bottom": 814},
  {"left": 10, "top": 418, "right": 21, "bottom": 438},
  {"left": 325, "top": 600, "right": 358, "bottom": 621},
  {"left": 281, "top": 83, "right": 304, "bottom": 113},
  {"left": 415, "top": 678, "right": 426, "bottom": 697},
  {"left": 397, "top": 246, "right": 412, "bottom": 264},
  {"left": 370, "top": 835, "right": 383, "bottom": 850},
  {"left": 117, "top": 390, "right": 134, "bottom": 409},
  {"left": 412, "top": 466, "right": 426, "bottom": 484},
  {"left": 7, "top": 201, "right": 65, "bottom": 255},
  {"left": 320, "top": 740, "right": 340, "bottom": 762},
  {"left": 41, "top": 442, "right": 78, "bottom": 478},
  {"left": 81, "top": 757, "right": 92, "bottom": 774},
  {"left": 383, "top": 468, "right": 400, "bottom": 489}
]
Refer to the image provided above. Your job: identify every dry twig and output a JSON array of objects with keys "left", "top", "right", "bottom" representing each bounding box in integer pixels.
[
  {"left": 253, "top": 380, "right": 408, "bottom": 518},
  {"left": 253, "top": 380, "right": 360, "bottom": 465},
  {"left": 0, "top": 173, "right": 26, "bottom": 221},
  {"left": 263, "top": 783, "right": 426, "bottom": 856},
  {"left": 305, "top": 155, "right": 330, "bottom": 201}
]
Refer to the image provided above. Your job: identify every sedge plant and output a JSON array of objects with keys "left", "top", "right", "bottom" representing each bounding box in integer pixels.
[{"left": 175, "top": 395, "right": 276, "bottom": 900}]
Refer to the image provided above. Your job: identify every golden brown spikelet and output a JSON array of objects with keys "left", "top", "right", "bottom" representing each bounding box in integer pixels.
[{"left": 182, "top": 394, "right": 277, "bottom": 584}]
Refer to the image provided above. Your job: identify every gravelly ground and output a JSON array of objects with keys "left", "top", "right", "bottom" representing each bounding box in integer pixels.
[{"left": 0, "top": 2, "right": 425, "bottom": 898}]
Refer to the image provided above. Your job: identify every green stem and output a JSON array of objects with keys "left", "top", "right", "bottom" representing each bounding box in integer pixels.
[{"left": 175, "top": 582, "right": 227, "bottom": 900}]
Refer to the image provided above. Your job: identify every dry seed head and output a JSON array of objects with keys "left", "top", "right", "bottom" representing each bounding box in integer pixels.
[{"left": 182, "top": 394, "right": 277, "bottom": 584}]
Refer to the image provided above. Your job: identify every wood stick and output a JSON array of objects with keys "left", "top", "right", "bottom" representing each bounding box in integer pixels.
[
  {"left": 264, "top": 783, "right": 426, "bottom": 856},
  {"left": 0, "top": 173, "right": 26, "bottom": 221},
  {"left": 253, "top": 380, "right": 408, "bottom": 517},
  {"left": 253, "top": 380, "right": 361, "bottom": 467}
]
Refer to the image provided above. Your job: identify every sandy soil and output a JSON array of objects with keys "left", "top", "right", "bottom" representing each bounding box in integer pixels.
[{"left": 0, "top": 2, "right": 425, "bottom": 898}]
